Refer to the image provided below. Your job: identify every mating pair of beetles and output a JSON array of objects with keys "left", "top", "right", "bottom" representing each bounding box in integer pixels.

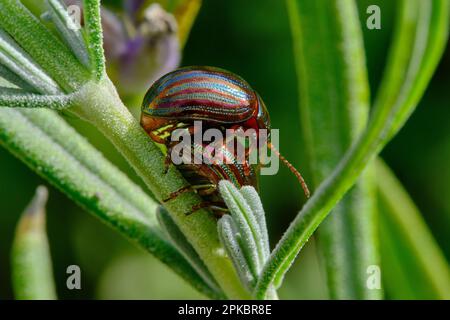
[{"left": 141, "top": 66, "right": 310, "bottom": 214}]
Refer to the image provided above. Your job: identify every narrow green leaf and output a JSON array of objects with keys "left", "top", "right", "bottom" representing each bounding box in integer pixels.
[
  {"left": 0, "top": 108, "right": 219, "bottom": 299},
  {"left": 20, "top": 109, "right": 154, "bottom": 221},
  {"left": 218, "top": 215, "right": 254, "bottom": 291},
  {"left": 255, "top": 0, "right": 449, "bottom": 299},
  {"left": 0, "top": 28, "right": 60, "bottom": 94},
  {"left": 0, "top": 0, "right": 90, "bottom": 92},
  {"left": 157, "top": 206, "right": 225, "bottom": 298},
  {"left": 46, "top": 0, "right": 90, "bottom": 67},
  {"left": 217, "top": 182, "right": 277, "bottom": 298},
  {"left": 170, "top": 0, "right": 202, "bottom": 48},
  {"left": 287, "top": 0, "right": 379, "bottom": 299},
  {"left": 0, "top": 89, "right": 71, "bottom": 109},
  {"left": 376, "top": 159, "right": 450, "bottom": 299},
  {"left": 219, "top": 181, "right": 264, "bottom": 276},
  {"left": 82, "top": 0, "right": 105, "bottom": 80},
  {"left": 11, "top": 186, "right": 57, "bottom": 300},
  {"left": 240, "top": 186, "right": 270, "bottom": 258},
  {"left": 0, "top": 64, "right": 36, "bottom": 92}
]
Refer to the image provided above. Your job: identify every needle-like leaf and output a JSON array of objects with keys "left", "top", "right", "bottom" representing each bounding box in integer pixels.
[
  {"left": 0, "top": 64, "right": 36, "bottom": 92},
  {"left": 46, "top": 0, "right": 90, "bottom": 67},
  {"left": 0, "top": 108, "right": 220, "bottom": 299},
  {"left": 0, "top": 29, "right": 60, "bottom": 94},
  {"left": 240, "top": 186, "right": 270, "bottom": 258},
  {"left": 219, "top": 181, "right": 263, "bottom": 277},
  {"left": 218, "top": 214, "right": 255, "bottom": 291},
  {"left": 11, "top": 186, "right": 57, "bottom": 300},
  {"left": 0, "top": 0, "right": 90, "bottom": 92},
  {"left": 217, "top": 181, "right": 274, "bottom": 298},
  {"left": 82, "top": 0, "right": 105, "bottom": 80},
  {"left": 0, "top": 89, "right": 71, "bottom": 109},
  {"left": 287, "top": 0, "right": 379, "bottom": 299}
]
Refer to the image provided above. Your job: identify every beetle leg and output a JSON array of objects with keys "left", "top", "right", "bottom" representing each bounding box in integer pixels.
[
  {"left": 186, "top": 202, "right": 229, "bottom": 216},
  {"left": 162, "top": 183, "right": 217, "bottom": 202},
  {"left": 192, "top": 183, "right": 217, "bottom": 196},
  {"left": 162, "top": 184, "right": 226, "bottom": 216},
  {"left": 162, "top": 185, "right": 192, "bottom": 202}
]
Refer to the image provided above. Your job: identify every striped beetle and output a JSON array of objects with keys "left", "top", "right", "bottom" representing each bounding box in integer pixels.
[{"left": 141, "top": 66, "right": 309, "bottom": 213}]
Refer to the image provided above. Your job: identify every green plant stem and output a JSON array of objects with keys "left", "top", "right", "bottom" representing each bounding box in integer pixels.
[
  {"left": 287, "top": 0, "right": 379, "bottom": 299},
  {"left": 376, "top": 159, "right": 450, "bottom": 299},
  {"left": 0, "top": 0, "right": 234, "bottom": 300},
  {"left": 11, "top": 186, "right": 57, "bottom": 300},
  {"left": 83, "top": 0, "right": 105, "bottom": 80},
  {"left": 255, "top": 0, "right": 449, "bottom": 299},
  {"left": 71, "top": 78, "right": 251, "bottom": 299}
]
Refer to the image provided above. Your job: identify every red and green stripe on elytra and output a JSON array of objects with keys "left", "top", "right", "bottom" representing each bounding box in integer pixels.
[{"left": 142, "top": 66, "right": 258, "bottom": 124}]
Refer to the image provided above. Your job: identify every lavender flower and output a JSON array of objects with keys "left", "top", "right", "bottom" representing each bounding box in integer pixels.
[
  {"left": 63, "top": 0, "right": 180, "bottom": 95},
  {"left": 117, "top": 3, "right": 181, "bottom": 95}
]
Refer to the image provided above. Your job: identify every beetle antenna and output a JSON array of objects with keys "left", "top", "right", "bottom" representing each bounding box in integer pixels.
[{"left": 268, "top": 142, "right": 310, "bottom": 198}]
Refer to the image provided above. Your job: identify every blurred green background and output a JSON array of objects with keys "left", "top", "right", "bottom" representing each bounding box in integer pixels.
[{"left": 0, "top": 0, "right": 448, "bottom": 299}]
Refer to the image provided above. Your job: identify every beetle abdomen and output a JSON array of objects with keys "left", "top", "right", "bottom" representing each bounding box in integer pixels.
[{"left": 142, "top": 66, "right": 258, "bottom": 123}]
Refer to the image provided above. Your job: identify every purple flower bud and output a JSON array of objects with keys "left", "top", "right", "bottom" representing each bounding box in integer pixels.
[
  {"left": 101, "top": 8, "right": 127, "bottom": 60},
  {"left": 125, "top": 0, "right": 145, "bottom": 20}
]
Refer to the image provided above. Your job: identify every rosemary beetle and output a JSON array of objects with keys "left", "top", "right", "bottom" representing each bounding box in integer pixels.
[{"left": 141, "top": 66, "right": 309, "bottom": 213}]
